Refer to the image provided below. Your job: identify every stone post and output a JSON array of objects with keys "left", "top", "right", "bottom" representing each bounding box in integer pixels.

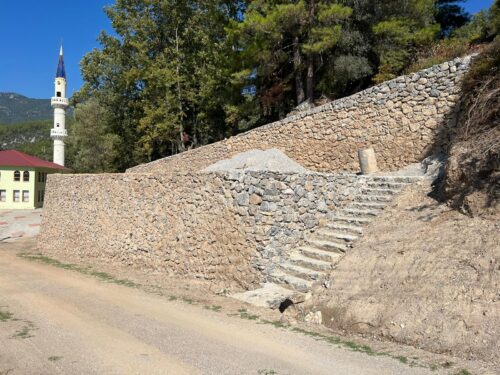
[{"left": 358, "top": 148, "right": 378, "bottom": 175}]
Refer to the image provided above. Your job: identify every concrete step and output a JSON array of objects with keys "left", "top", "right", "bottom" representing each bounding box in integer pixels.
[
  {"left": 361, "top": 188, "right": 400, "bottom": 196},
  {"left": 351, "top": 201, "right": 387, "bottom": 210},
  {"left": 269, "top": 271, "right": 313, "bottom": 293},
  {"left": 341, "top": 208, "right": 380, "bottom": 217},
  {"left": 332, "top": 215, "right": 373, "bottom": 225},
  {"left": 326, "top": 222, "right": 364, "bottom": 234},
  {"left": 290, "top": 252, "right": 333, "bottom": 271},
  {"left": 306, "top": 238, "right": 348, "bottom": 253},
  {"left": 281, "top": 262, "right": 326, "bottom": 280},
  {"left": 314, "top": 228, "right": 358, "bottom": 242},
  {"left": 299, "top": 246, "right": 344, "bottom": 263}
]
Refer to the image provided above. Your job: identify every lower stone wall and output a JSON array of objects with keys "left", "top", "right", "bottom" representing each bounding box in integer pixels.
[
  {"left": 38, "top": 173, "right": 260, "bottom": 290},
  {"left": 128, "top": 57, "right": 472, "bottom": 175},
  {"left": 224, "top": 171, "right": 367, "bottom": 276},
  {"left": 39, "top": 171, "right": 366, "bottom": 289}
]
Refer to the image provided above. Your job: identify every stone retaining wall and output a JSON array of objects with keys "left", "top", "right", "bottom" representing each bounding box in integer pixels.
[
  {"left": 128, "top": 57, "right": 472, "bottom": 174},
  {"left": 39, "top": 171, "right": 366, "bottom": 289}
]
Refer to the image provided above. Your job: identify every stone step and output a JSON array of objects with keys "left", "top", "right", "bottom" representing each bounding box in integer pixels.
[
  {"left": 326, "top": 222, "right": 364, "bottom": 234},
  {"left": 332, "top": 215, "right": 373, "bottom": 225},
  {"left": 367, "top": 181, "right": 407, "bottom": 190},
  {"left": 306, "top": 238, "right": 348, "bottom": 253},
  {"left": 371, "top": 176, "right": 422, "bottom": 184},
  {"left": 299, "top": 246, "right": 344, "bottom": 263},
  {"left": 290, "top": 252, "right": 333, "bottom": 271},
  {"left": 314, "top": 228, "right": 358, "bottom": 242},
  {"left": 341, "top": 208, "right": 380, "bottom": 217},
  {"left": 362, "top": 188, "right": 400, "bottom": 196},
  {"left": 359, "top": 194, "right": 393, "bottom": 203},
  {"left": 269, "top": 271, "right": 313, "bottom": 293},
  {"left": 281, "top": 262, "right": 326, "bottom": 281},
  {"left": 351, "top": 201, "right": 387, "bottom": 210}
]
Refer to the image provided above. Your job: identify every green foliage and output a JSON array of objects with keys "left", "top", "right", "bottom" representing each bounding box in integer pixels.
[
  {"left": 66, "top": 99, "right": 121, "bottom": 173},
  {"left": 0, "top": 119, "right": 53, "bottom": 160},
  {"left": 453, "top": 8, "right": 496, "bottom": 43},
  {"left": 405, "top": 37, "right": 469, "bottom": 73},
  {"left": 436, "top": 0, "right": 470, "bottom": 36},
  {"left": 372, "top": 0, "right": 441, "bottom": 82},
  {"left": 65, "top": 0, "right": 497, "bottom": 172},
  {"left": 74, "top": 0, "right": 243, "bottom": 169},
  {"left": 230, "top": 0, "right": 352, "bottom": 112}
]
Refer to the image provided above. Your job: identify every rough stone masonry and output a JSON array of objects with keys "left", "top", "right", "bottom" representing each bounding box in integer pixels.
[
  {"left": 39, "top": 171, "right": 368, "bottom": 290},
  {"left": 128, "top": 56, "right": 473, "bottom": 174},
  {"left": 39, "top": 57, "right": 473, "bottom": 289}
]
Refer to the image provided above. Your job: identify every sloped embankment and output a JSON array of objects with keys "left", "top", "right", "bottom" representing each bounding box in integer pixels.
[
  {"left": 310, "top": 182, "right": 499, "bottom": 366},
  {"left": 441, "top": 39, "right": 499, "bottom": 216}
]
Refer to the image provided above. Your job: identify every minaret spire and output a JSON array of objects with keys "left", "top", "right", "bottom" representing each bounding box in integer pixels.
[{"left": 51, "top": 45, "right": 69, "bottom": 166}]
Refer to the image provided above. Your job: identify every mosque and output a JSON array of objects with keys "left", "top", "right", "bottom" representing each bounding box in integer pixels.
[{"left": 0, "top": 47, "right": 70, "bottom": 209}]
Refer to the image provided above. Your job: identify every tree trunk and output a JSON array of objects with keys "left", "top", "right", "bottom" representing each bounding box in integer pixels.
[
  {"left": 306, "top": 58, "right": 314, "bottom": 103},
  {"left": 306, "top": 0, "right": 316, "bottom": 103},
  {"left": 293, "top": 36, "right": 305, "bottom": 105},
  {"left": 175, "top": 25, "right": 185, "bottom": 153}
]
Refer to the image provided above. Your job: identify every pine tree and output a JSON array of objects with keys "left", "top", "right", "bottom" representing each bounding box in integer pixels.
[{"left": 231, "top": 0, "right": 352, "bottom": 110}]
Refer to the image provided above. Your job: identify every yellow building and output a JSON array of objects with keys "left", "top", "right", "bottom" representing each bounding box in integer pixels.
[{"left": 0, "top": 150, "right": 68, "bottom": 209}]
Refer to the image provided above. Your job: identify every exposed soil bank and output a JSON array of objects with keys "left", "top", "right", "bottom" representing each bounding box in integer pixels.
[{"left": 309, "top": 182, "right": 499, "bottom": 367}]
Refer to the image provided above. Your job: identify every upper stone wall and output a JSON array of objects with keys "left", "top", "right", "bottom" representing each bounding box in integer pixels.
[{"left": 128, "top": 57, "right": 472, "bottom": 174}]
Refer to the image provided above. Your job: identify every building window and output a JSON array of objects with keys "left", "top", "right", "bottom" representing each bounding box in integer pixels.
[
  {"left": 23, "top": 171, "right": 30, "bottom": 182},
  {"left": 14, "top": 170, "right": 20, "bottom": 181},
  {"left": 38, "top": 172, "right": 41, "bottom": 182},
  {"left": 13, "top": 190, "right": 20, "bottom": 202},
  {"left": 57, "top": 92, "right": 61, "bottom": 97},
  {"left": 42, "top": 173, "right": 46, "bottom": 183},
  {"left": 42, "top": 190, "right": 45, "bottom": 202},
  {"left": 22, "top": 190, "right": 29, "bottom": 202},
  {"left": 0, "top": 190, "right": 6, "bottom": 202}
]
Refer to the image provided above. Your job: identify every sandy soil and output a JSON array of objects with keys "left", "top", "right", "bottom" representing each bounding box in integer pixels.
[
  {"left": 0, "top": 239, "right": 443, "bottom": 375},
  {"left": 309, "top": 181, "right": 499, "bottom": 373}
]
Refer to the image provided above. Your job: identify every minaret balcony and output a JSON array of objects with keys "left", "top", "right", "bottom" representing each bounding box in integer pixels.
[
  {"left": 50, "top": 128, "right": 68, "bottom": 139},
  {"left": 51, "top": 97, "right": 69, "bottom": 108}
]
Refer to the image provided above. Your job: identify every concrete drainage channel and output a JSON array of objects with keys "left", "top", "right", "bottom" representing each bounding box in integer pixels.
[{"left": 233, "top": 175, "right": 424, "bottom": 309}]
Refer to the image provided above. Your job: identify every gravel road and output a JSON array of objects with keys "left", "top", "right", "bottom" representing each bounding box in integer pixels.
[{"left": 0, "top": 240, "right": 434, "bottom": 375}]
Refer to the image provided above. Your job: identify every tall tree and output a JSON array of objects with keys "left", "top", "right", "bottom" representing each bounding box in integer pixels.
[
  {"left": 435, "top": 0, "right": 470, "bottom": 36},
  {"left": 372, "top": 0, "right": 440, "bottom": 82},
  {"left": 231, "top": 0, "right": 352, "bottom": 110},
  {"left": 67, "top": 99, "right": 121, "bottom": 173},
  {"left": 74, "top": 0, "right": 243, "bottom": 167}
]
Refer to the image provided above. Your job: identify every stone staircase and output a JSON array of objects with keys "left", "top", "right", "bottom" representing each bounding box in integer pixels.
[{"left": 234, "top": 175, "right": 422, "bottom": 307}]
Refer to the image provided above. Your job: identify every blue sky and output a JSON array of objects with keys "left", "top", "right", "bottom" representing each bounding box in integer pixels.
[{"left": 0, "top": 0, "right": 495, "bottom": 98}]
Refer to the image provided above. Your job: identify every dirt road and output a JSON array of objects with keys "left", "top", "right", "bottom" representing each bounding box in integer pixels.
[{"left": 0, "top": 241, "right": 434, "bottom": 375}]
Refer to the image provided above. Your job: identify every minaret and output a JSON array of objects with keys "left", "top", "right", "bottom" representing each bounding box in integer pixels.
[{"left": 50, "top": 45, "right": 69, "bottom": 166}]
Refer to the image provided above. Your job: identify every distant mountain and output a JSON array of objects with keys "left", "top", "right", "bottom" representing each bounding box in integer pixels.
[
  {"left": 0, "top": 92, "right": 53, "bottom": 125},
  {"left": 0, "top": 119, "right": 53, "bottom": 160}
]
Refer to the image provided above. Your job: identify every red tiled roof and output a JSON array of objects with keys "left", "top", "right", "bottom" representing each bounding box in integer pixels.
[{"left": 0, "top": 150, "right": 69, "bottom": 170}]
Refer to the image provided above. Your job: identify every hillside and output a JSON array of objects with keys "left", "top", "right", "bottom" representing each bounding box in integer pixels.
[
  {"left": 0, "top": 93, "right": 52, "bottom": 124},
  {"left": 0, "top": 120, "right": 53, "bottom": 161},
  {"left": 308, "top": 182, "right": 499, "bottom": 368}
]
